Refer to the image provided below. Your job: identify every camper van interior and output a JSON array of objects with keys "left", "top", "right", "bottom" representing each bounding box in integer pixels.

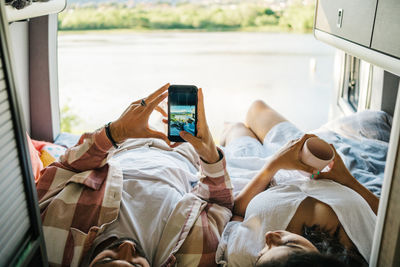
[{"left": 0, "top": 0, "right": 399, "bottom": 266}]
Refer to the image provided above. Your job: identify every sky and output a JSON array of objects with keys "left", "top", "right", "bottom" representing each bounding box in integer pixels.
[{"left": 171, "top": 105, "right": 195, "bottom": 113}]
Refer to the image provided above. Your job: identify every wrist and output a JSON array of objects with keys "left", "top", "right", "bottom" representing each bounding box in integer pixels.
[
  {"left": 109, "top": 121, "right": 125, "bottom": 144},
  {"left": 265, "top": 158, "right": 280, "bottom": 175},
  {"left": 200, "top": 147, "right": 220, "bottom": 164},
  {"left": 344, "top": 172, "right": 359, "bottom": 187}
]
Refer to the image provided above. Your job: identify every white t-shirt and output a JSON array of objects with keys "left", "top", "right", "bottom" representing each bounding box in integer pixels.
[
  {"left": 216, "top": 173, "right": 376, "bottom": 266},
  {"left": 83, "top": 142, "right": 199, "bottom": 265}
]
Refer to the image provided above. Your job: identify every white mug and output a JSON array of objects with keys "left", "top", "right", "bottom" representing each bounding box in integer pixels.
[{"left": 300, "top": 137, "right": 335, "bottom": 172}]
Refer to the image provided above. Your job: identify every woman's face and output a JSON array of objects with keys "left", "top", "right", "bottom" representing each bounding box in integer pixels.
[
  {"left": 90, "top": 239, "right": 150, "bottom": 267},
  {"left": 256, "top": 230, "right": 318, "bottom": 265}
]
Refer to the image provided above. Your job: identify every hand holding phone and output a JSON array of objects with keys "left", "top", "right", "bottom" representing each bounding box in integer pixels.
[
  {"left": 110, "top": 84, "right": 169, "bottom": 144},
  {"left": 168, "top": 85, "right": 219, "bottom": 163}
]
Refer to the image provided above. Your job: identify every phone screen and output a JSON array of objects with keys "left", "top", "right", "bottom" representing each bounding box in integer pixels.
[{"left": 168, "top": 85, "right": 198, "bottom": 142}]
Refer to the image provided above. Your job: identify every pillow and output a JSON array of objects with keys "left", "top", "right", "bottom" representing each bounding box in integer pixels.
[
  {"left": 26, "top": 133, "right": 43, "bottom": 182},
  {"left": 26, "top": 134, "right": 67, "bottom": 182},
  {"left": 40, "top": 144, "right": 66, "bottom": 167},
  {"left": 320, "top": 110, "right": 392, "bottom": 142}
]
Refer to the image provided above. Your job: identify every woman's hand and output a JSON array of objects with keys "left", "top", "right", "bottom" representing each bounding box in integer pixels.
[
  {"left": 179, "top": 88, "right": 220, "bottom": 164},
  {"left": 317, "top": 144, "right": 379, "bottom": 214},
  {"left": 268, "top": 134, "right": 317, "bottom": 174},
  {"left": 109, "top": 83, "right": 170, "bottom": 144},
  {"left": 234, "top": 135, "right": 317, "bottom": 217},
  {"left": 315, "top": 145, "right": 356, "bottom": 187}
]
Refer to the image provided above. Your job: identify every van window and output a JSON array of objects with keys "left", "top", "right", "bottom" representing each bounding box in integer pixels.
[{"left": 342, "top": 54, "right": 361, "bottom": 111}]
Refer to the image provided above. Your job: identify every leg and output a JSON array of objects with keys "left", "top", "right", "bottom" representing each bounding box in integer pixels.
[
  {"left": 245, "top": 100, "right": 287, "bottom": 143},
  {"left": 220, "top": 122, "right": 258, "bottom": 147}
]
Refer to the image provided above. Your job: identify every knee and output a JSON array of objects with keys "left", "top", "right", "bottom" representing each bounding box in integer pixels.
[
  {"left": 232, "top": 122, "right": 247, "bottom": 129},
  {"left": 223, "top": 122, "right": 247, "bottom": 132},
  {"left": 226, "top": 122, "right": 248, "bottom": 137},
  {"left": 249, "top": 100, "right": 271, "bottom": 113},
  {"left": 247, "top": 100, "right": 272, "bottom": 119}
]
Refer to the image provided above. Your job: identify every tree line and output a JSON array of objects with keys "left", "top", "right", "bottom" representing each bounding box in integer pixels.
[{"left": 58, "top": 3, "right": 315, "bottom": 32}]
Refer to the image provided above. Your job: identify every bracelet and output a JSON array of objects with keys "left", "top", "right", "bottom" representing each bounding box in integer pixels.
[{"left": 105, "top": 122, "right": 119, "bottom": 149}]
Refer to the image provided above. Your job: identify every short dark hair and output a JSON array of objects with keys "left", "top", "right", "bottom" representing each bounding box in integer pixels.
[
  {"left": 301, "top": 224, "right": 367, "bottom": 267},
  {"left": 256, "top": 251, "right": 350, "bottom": 267},
  {"left": 90, "top": 237, "right": 146, "bottom": 263}
]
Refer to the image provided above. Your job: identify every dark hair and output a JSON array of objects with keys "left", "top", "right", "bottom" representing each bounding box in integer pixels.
[
  {"left": 255, "top": 225, "right": 368, "bottom": 267},
  {"left": 301, "top": 225, "right": 367, "bottom": 267},
  {"left": 256, "top": 251, "right": 350, "bottom": 267},
  {"left": 90, "top": 237, "right": 147, "bottom": 263}
]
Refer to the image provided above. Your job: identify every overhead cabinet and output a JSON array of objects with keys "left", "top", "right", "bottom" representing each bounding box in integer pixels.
[
  {"left": 371, "top": 0, "right": 400, "bottom": 59},
  {"left": 315, "top": 0, "right": 377, "bottom": 47},
  {"left": 314, "top": 0, "right": 400, "bottom": 75}
]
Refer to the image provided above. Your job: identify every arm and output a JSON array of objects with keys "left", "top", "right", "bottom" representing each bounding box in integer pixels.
[
  {"left": 37, "top": 84, "right": 171, "bottom": 198},
  {"left": 233, "top": 134, "right": 318, "bottom": 217},
  {"left": 233, "top": 160, "right": 276, "bottom": 217},
  {"left": 58, "top": 129, "right": 112, "bottom": 172},
  {"left": 346, "top": 176, "right": 379, "bottom": 214},
  {"left": 317, "top": 145, "right": 379, "bottom": 214},
  {"left": 192, "top": 149, "right": 234, "bottom": 209},
  {"left": 59, "top": 84, "right": 172, "bottom": 171},
  {"left": 179, "top": 88, "right": 234, "bottom": 210},
  {"left": 36, "top": 129, "right": 112, "bottom": 202}
]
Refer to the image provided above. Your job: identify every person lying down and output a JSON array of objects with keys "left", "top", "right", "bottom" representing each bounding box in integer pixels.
[
  {"left": 36, "top": 84, "right": 234, "bottom": 267},
  {"left": 216, "top": 100, "right": 380, "bottom": 267}
]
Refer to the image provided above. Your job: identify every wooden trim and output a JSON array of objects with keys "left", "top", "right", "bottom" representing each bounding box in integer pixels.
[
  {"left": 378, "top": 122, "right": 400, "bottom": 266},
  {"left": 371, "top": 82, "right": 400, "bottom": 266}
]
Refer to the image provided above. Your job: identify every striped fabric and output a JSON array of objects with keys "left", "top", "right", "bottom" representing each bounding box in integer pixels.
[
  {"left": 36, "top": 129, "right": 122, "bottom": 267},
  {"left": 36, "top": 128, "right": 234, "bottom": 267}
]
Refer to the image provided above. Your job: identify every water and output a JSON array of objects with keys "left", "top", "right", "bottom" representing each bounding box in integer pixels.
[{"left": 58, "top": 31, "right": 336, "bottom": 142}]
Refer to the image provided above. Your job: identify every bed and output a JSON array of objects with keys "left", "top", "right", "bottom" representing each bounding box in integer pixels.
[{"left": 29, "top": 109, "right": 391, "bottom": 198}]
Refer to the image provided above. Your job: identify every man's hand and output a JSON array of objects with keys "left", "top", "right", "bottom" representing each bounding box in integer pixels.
[
  {"left": 109, "top": 83, "right": 170, "bottom": 144},
  {"left": 268, "top": 134, "right": 317, "bottom": 174},
  {"left": 179, "top": 88, "right": 219, "bottom": 164}
]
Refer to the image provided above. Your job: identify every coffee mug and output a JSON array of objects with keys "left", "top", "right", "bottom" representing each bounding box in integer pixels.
[{"left": 300, "top": 137, "right": 335, "bottom": 172}]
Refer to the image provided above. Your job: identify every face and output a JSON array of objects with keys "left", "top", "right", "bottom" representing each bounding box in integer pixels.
[
  {"left": 90, "top": 238, "right": 150, "bottom": 267},
  {"left": 256, "top": 230, "right": 318, "bottom": 265}
]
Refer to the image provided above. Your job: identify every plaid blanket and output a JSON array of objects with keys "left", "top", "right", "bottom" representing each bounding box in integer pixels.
[{"left": 36, "top": 128, "right": 233, "bottom": 266}]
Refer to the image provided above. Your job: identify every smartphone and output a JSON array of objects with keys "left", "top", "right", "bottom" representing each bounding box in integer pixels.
[{"left": 168, "top": 85, "right": 198, "bottom": 142}]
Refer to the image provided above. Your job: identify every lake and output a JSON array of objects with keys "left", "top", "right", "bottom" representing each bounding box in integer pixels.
[{"left": 58, "top": 31, "right": 336, "bottom": 142}]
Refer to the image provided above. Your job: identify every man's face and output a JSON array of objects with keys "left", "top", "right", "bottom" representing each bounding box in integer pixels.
[{"left": 90, "top": 238, "right": 150, "bottom": 267}]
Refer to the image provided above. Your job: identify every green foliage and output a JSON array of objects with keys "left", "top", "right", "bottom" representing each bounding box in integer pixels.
[
  {"left": 58, "top": 3, "right": 314, "bottom": 32},
  {"left": 60, "top": 103, "right": 81, "bottom": 133},
  {"left": 279, "top": 2, "right": 315, "bottom": 31}
]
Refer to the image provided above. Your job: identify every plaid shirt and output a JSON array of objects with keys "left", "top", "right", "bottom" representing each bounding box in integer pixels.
[{"left": 36, "top": 128, "right": 233, "bottom": 267}]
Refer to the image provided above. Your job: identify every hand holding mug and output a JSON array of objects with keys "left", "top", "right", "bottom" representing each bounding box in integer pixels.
[
  {"left": 314, "top": 144, "right": 356, "bottom": 186},
  {"left": 268, "top": 134, "right": 318, "bottom": 174},
  {"left": 299, "top": 136, "right": 335, "bottom": 177}
]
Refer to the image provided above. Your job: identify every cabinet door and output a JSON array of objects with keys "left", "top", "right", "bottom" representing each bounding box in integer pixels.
[
  {"left": 371, "top": 0, "right": 400, "bottom": 59},
  {"left": 315, "top": 0, "right": 377, "bottom": 47}
]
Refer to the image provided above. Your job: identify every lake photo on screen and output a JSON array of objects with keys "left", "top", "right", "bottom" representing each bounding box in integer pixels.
[{"left": 170, "top": 105, "right": 196, "bottom": 136}]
